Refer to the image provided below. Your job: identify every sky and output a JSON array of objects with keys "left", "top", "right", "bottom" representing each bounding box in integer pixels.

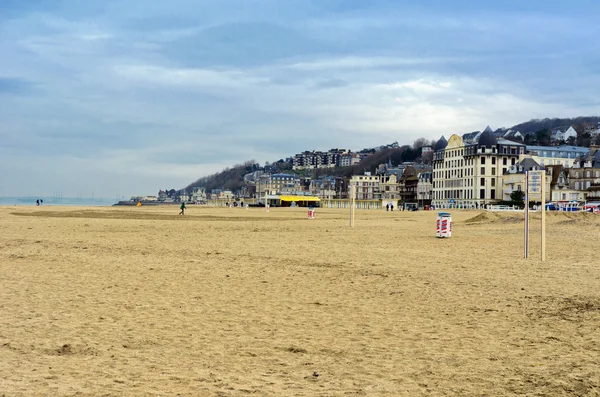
[{"left": 1, "top": 0, "right": 599, "bottom": 197}]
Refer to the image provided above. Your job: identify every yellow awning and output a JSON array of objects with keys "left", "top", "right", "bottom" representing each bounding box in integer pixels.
[{"left": 279, "top": 195, "right": 320, "bottom": 202}]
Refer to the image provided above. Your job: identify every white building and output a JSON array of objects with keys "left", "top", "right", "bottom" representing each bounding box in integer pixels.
[
  {"left": 416, "top": 171, "right": 432, "bottom": 206},
  {"left": 350, "top": 173, "right": 380, "bottom": 200},
  {"left": 523, "top": 145, "right": 589, "bottom": 168},
  {"left": 432, "top": 131, "right": 525, "bottom": 208}
]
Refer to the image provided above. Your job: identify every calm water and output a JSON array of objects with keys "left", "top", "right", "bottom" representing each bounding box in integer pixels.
[{"left": 0, "top": 197, "right": 119, "bottom": 206}]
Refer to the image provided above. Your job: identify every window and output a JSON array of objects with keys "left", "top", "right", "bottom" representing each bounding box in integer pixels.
[
  {"left": 511, "top": 158, "right": 516, "bottom": 165},
  {"left": 586, "top": 181, "right": 591, "bottom": 189},
  {"left": 492, "top": 157, "right": 496, "bottom": 165},
  {"left": 481, "top": 167, "right": 485, "bottom": 175},
  {"left": 575, "top": 182, "right": 580, "bottom": 190},
  {"left": 491, "top": 190, "right": 495, "bottom": 200},
  {"left": 492, "top": 168, "right": 496, "bottom": 176},
  {"left": 480, "top": 189, "right": 485, "bottom": 199},
  {"left": 503, "top": 168, "right": 507, "bottom": 175},
  {"left": 587, "top": 171, "right": 591, "bottom": 178},
  {"left": 503, "top": 158, "right": 507, "bottom": 165},
  {"left": 480, "top": 178, "right": 485, "bottom": 186},
  {"left": 481, "top": 157, "right": 486, "bottom": 165},
  {"left": 575, "top": 172, "right": 579, "bottom": 178},
  {"left": 491, "top": 179, "right": 495, "bottom": 187}
]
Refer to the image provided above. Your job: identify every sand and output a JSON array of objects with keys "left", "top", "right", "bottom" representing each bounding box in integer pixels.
[{"left": 1, "top": 205, "right": 599, "bottom": 396}]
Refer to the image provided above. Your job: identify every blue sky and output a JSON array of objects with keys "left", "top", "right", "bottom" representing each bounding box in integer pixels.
[{"left": 1, "top": 0, "right": 599, "bottom": 197}]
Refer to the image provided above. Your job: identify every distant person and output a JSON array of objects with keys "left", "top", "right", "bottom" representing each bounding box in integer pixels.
[
  {"left": 386, "top": 203, "right": 389, "bottom": 211},
  {"left": 391, "top": 204, "right": 394, "bottom": 211},
  {"left": 40, "top": 199, "right": 43, "bottom": 206},
  {"left": 179, "top": 202, "right": 186, "bottom": 215},
  {"left": 36, "top": 199, "right": 39, "bottom": 206}
]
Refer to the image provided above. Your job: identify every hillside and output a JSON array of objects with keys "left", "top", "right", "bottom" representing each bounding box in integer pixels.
[
  {"left": 184, "top": 145, "right": 425, "bottom": 193},
  {"left": 509, "top": 117, "right": 600, "bottom": 134},
  {"left": 183, "top": 116, "right": 600, "bottom": 193}
]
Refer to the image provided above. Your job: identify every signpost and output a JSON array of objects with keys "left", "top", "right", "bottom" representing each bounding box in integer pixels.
[
  {"left": 524, "top": 170, "right": 546, "bottom": 261},
  {"left": 349, "top": 184, "right": 356, "bottom": 228}
]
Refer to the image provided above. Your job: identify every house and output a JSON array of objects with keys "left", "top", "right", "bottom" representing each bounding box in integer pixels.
[
  {"left": 191, "top": 187, "right": 207, "bottom": 202},
  {"left": 547, "top": 165, "right": 580, "bottom": 203},
  {"left": 569, "top": 146, "right": 600, "bottom": 201},
  {"left": 551, "top": 126, "right": 577, "bottom": 142},
  {"left": 218, "top": 190, "right": 234, "bottom": 200},
  {"left": 503, "top": 130, "right": 524, "bottom": 142},
  {"left": 379, "top": 174, "right": 400, "bottom": 201},
  {"left": 421, "top": 146, "right": 433, "bottom": 155},
  {"left": 501, "top": 158, "right": 551, "bottom": 202},
  {"left": 309, "top": 177, "right": 337, "bottom": 199},
  {"left": 398, "top": 165, "right": 419, "bottom": 203},
  {"left": 416, "top": 171, "right": 433, "bottom": 206}
]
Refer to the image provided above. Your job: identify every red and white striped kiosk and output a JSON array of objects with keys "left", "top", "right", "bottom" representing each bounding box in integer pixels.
[{"left": 436, "top": 212, "right": 452, "bottom": 238}]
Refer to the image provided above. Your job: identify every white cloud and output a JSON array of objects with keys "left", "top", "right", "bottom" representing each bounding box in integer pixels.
[
  {"left": 112, "top": 64, "right": 267, "bottom": 89},
  {"left": 287, "top": 56, "right": 470, "bottom": 71}
]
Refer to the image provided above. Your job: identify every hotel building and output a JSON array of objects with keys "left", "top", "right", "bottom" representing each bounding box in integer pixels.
[{"left": 432, "top": 131, "right": 525, "bottom": 208}]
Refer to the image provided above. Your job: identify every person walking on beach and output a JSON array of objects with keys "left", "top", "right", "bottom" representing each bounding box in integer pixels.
[
  {"left": 36, "top": 199, "right": 39, "bottom": 206},
  {"left": 179, "top": 202, "right": 186, "bottom": 215}
]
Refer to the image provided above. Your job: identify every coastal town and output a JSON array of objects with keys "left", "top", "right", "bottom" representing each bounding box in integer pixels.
[{"left": 133, "top": 122, "right": 600, "bottom": 210}]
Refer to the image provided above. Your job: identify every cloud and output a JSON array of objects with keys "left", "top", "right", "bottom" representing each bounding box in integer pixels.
[{"left": 1, "top": 0, "right": 599, "bottom": 197}]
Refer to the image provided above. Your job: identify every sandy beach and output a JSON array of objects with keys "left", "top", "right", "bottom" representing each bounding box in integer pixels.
[{"left": 1, "top": 205, "right": 599, "bottom": 396}]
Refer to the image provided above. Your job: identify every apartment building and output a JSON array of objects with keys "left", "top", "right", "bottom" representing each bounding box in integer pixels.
[
  {"left": 292, "top": 149, "right": 349, "bottom": 170},
  {"left": 432, "top": 131, "right": 525, "bottom": 208},
  {"left": 524, "top": 145, "right": 589, "bottom": 168},
  {"left": 350, "top": 173, "right": 380, "bottom": 200}
]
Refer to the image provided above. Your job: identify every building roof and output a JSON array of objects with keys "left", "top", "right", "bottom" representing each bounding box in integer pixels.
[
  {"left": 477, "top": 130, "right": 498, "bottom": 146},
  {"left": 462, "top": 131, "right": 481, "bottom": 143},
  {"left": 497, "top": 138, "right": 525, "bottom": 146},
  {"left": 272, "top": 173, "right": 297, "bottom": 178},
  {"left": 400, "top": 165, "right": 418, "bottom": 180},
  {"left": 434, "top": 136, "right": 448, "bottom": 151},
  {"left": 547, "top": 165, "right": 563, "bottom": 186},
  {"left": 519, "top": 157, "right": 542, "bottom": 170},
  {"left": 525, "top": 145, "right": 590, "bottom": 153}
]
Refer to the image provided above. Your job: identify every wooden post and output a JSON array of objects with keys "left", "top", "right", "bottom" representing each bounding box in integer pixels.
[
  {"left": 541, "top": 170, "right": 546, "bottom": 262},
  {"left": 349, "top": 184, "right": 356, "bottom": 228}
]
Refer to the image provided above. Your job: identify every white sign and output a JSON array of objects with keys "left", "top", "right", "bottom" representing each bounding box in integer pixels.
[{"left": 527, "top": 171, "right": 544, "bottom": 199}]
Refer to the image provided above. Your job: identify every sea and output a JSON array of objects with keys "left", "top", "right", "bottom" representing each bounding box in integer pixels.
[{"left": 0, "top": 197, "right": 119, "bottom": 207}]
